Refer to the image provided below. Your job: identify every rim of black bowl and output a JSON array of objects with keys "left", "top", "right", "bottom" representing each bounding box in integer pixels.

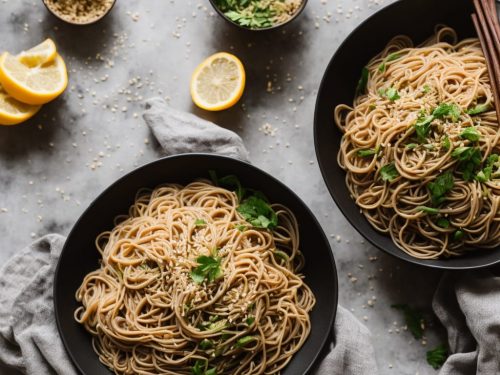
[
  {"left": 42, "top": 0, "right": 117, "bottom": 26},
  {"left": 313, "top": 0, "right": 500, "bottom": 270},
  {"left": 54, "top": 153, "right": 338, "bottom": 375},
  {"left": 208, "top": 0, "right": 308, "bottom": 31}
]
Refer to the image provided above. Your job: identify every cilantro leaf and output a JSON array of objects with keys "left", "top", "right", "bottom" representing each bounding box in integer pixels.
[
  {"left": 392, "top": 304, "right": 425, "bottom": 339},
  {"left": 453, "top": 230, "right": 464, "bottom": 241},
  {"left": 451, "top": 147, "right": 482, "bottom": 181},
  {"left": 406, "top": 143, "right": 418, "bottom": 150},
  {"left": 466, "top": 103, "right": 490, "bottom": 115},
  {"left": 475, "top": 154, "right": 499, "bottom": 182},
  {"left": 432, "top": 103, "right": 461, "bottom": 122},
  {"left": 195, "top": 219, "right": 207, "bottom": 226},
  {"left": 414, "top": 113, "right": 435, "bottom": 143},
  {"left": 356, "top": 67, "right": 369, "bottom": 94},
  {"left": 379, "top": 87, "right": 400, "bottom": 101},
  {"left": 209, "top": 171, "right": 245, "bottom": 201},
  {"left": 442, "top": 136, "right": 451, "bottom": 151},
  {"left": 460, "top": 127, "right": 481, "bottom": 142},
  {"left": 237, "top": 194, "right": 278, "bottom": 229},
  {"left": 423, "top": 84, "right": 431, "bottom": 93},
  {"left": 380, "top": 163, "right": 399, "bottom": 182},
  {"left": 426, "top": 344, "right": 448, "bottom": 369},
  {"left": 235, "top": 224, "right": 247, "bottom": 232},
  {"left": 378, "top": 52, "right": 401, "bottom": 72},
  {"left": 190, "top": 256, "right": 223, "bottom": 284},
  {"left": 436, "top": 218, "right": 450, "bottom": 228},
  {"left": 199, "top": 339, "right": 213, "bottom": 350},
  {"left": 427, "top": 171, "right": 454, "bottom": 205},
  {"left": 246, "top": 316, "right": 255, "bottom": 325}
]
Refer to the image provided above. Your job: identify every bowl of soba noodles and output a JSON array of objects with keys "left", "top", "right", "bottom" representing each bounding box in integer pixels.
[
  {"left": 314, "top": 0, "right": 500, "bottom": 269},
  {"left": 54, "top": 153, "right": 337, "bottom": 375}
]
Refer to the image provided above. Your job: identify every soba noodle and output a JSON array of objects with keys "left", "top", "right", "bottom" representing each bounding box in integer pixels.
[
  {"left": 75, "top": 180, "right": 315, "bottom": 375},
  {"left": 335, "top": 27, "right": 500, "bottom": 259}
]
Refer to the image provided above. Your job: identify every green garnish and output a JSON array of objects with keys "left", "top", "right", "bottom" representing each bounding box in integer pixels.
[
  {"left": 460, "top": 127, "right": 481, "bottom": 142},
  {"left": 417, "top": 206, "right": 440, "bottom": 214},
  {"left": 190, "top": 256, "right": 223, "bottom": 284},
  {"left": 392, "top": 304, "right": 425, "bottom": 339},
  {"left": 406, "top": 143, "right": 418, "bottom": 150},
  {"left": 427, "top": 171, "right": 454, "bottom": 205},
  {"left": 432, "top": 103, "right": 461, "bottom": 121},
  {"left": 246, "top": 316, "right": 255, "bottom": 325},
  {"left": 237, "top": 194, "right": 278, "bottom": 229},
  {"left": 379, "top": 87, "right": 400, "bottom": 101},
  {"left": 236, "top": 336, "right": 257, "bottom": 348},
  {"left": 475, "top": 154, "right": 499, "bottom": 182},
  {"left": 378, "top": 52, "right": 401, "bottom": 72},
  {"left": 215, "top": 0, "right": 294, "bottom": 29},
  {"left": 442, "top": 136, "right": 451, "bottom": 151},
  {"left": 380, "top": 163, "right": 399, "bottom": 182},
  {"left": 451, "top": 147, "right": 482, "bottom": 181},
  {"left": 208, "top": 319, "right": 228, "bottom": 332},
  {"left": 191, "top": 360, "right": 216, "bottom": 375},
  {"left": 235, "top": 224, "right": 247, "bottom": 232},
  {"left": 453, "top": 230, "right": 464, "bottom": 241},
  {"left": 423, "top": 84, "right": 431, "bottom": 93},
  {"left": 466, "top": 103, "right": 490, "bottom": 115},
  {"left": 209, "top": 171, "right": 245, "bottom": 201},
  {"left": 426, "top": 344, "right": 448, "bottom": 369},
  {"left": 436, "top": 218, "right": 450, "bottom": 228},
  {"left": 357, "top": 145, "right": 380, "bottom": 157},
  {"left": 199, "top": 339, "right": 213, "bottom": 350},
  {"left": 356, "top": 67, "right": 369, "bottom": 94},
  {"left": 195, "top": 219, "right": 207, "bottom": 226},
  {"left": 274, "top": 250, "right": 289, "bottom": 262},
  {"left": 414, "top": 113, "right": 435, "bottom": 143}
]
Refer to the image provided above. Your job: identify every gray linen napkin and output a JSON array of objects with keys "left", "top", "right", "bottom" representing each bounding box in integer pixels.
[{"left": 433, "top": 270, "right": 500, "bottom": 374}]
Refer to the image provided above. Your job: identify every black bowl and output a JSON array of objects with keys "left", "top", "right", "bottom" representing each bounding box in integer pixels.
[
  {"left": 208, "top": 0, "right": 308, "bottom": 31},
  {"left": 54, "top": 153, "right": 337, "bottom": 375},
  {"left": 314, "top": 0, "right": 500, "bottom": 270}
]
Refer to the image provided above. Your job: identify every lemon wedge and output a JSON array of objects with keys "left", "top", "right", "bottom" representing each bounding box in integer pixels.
[
  {"left": 0, "top": 52, "right": 68, "bottom": 105},
  {"left": 0, "top": 84, "right": 40, "bottom": 126},
  {"left": 18, "top": 39, "right": 57, "bottom": 67},
  {"left": 190, "top": 52, "right": 246, "bottom": 111}
]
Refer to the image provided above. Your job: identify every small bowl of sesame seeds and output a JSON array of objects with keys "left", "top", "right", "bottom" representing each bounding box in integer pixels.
[{"left": 43, "top": 0, "right": 117, "bottom": 26}]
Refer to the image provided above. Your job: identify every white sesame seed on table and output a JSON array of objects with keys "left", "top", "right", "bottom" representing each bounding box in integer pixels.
[{"left": 0, "top": 0, "right": 444, "bottom": 374}]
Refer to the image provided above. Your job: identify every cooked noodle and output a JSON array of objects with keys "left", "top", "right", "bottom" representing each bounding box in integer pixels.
[
  {"left": 75, "top": 180, "right": 315, "bottom": 374},
  {"left": 335, "top": 27, "right": 500, "bottom": 259}
]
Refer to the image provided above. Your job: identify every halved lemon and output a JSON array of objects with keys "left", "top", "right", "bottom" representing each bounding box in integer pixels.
[
  {"left": 0, "top": 52, "right": 68, "bottom": 105},
  {"left": 0, "top": 85, "right": 41, "bottom": 126},
  {"left": 18, "top": 39, "right": 57, "bottom": 67},
  {"left": 190, "top": 52, "right": 246, "bottom": 111}
]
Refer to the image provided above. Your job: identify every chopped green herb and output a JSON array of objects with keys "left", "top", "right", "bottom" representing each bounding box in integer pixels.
[
  {"left": 452, "top": 147, "right": 482, "bottom": 181},
  {"left": 209, "top": 171, "right": 245, "bottom": 201},
  {"left": 475, "top": 154, "right": 499, "bottom": 182},
  {"left": 378, "top": 52, "right": 401, "bottom": 72},
  {"left": 414, "top": 113, "right": 435, "bottom": 143},
  {"left": 205, "top": 368, "right": 217, "bottom": 375},
  {"left": 246, "top": 316, "right": 255, "bottom": 325},
  {"left": 195, "top": 219, "right": 207, "bottom": 226},
  {"left": 460, "top": 127, "right": 481, "bottom": 142},
  {"left": 453, "top": 230, "right": 464, "bottom": 241},
  {"left": 356, "top": 67, "right": 369, "bottom": 94},
  {"left": 237, "top": 194, "right": 278, "bottom": 229},
  {"left": 392, "top": 304, "right": 425, "bottom": 339},
  {"left": 426, "top": 344, "right": 448, "bottom": 369},
  {"left": 190, "top": 256, "right": 223, "bottom": 284},
  {"left": 357, "top": 145, "right": 380, "bottom": 157},
  {"left": 427, "top": 171, "right": 454, "bottom": 205},
  {"left": 406, "top": 143, "right": 418, "bottom": 150},
  {"left": 442, "top": 136, "right": 451, "bottom": 151},
  {"left": 379, "top": 87, "right": 400, "bottom": 101},
  {"left": 423, "top": 144, "right": 435, "bottom": 150},
  {"left": 423, "top": 84, "right": 431, "bottom": 93},
  {"left": 369, "top": 104, "right": 377, "bottom": 111},
  {"left": 235, "top": 224, "right": 247, "bottom": 232},
  {"left": 417, "top": 206, "right": 440, "bottom": 215},
  {"left": 380, "top": 163, "right": 399, "bottom": 182},
  {"left": 466, "top": 103, "right": 490, "bottom": 115},
  {"left": 236, "top": 336, "right": 257, "bottom": 348},
  {"left": 199, "top": 339, "right": 213, "bottom": 350},
  {"left": 436, "top": 218, "right": 450, "bottom": 228},
  {"left": 191, "top": 360, "right": 207, "bottom": 375},
  {"left": 274, "top": 250, "right": 289, "bottom": 262},
  {"left": 432, "top": 103, "right": 461, "bottom": 122},
  {"left": 208, "top": 319, "right": 228, "bottom": 332}
]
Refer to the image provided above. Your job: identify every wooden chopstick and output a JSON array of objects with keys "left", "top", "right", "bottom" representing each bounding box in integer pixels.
[
  {"left": 487, "top": 0, "right": 500, "bottom": 43},
  {"left": 471, "top": 0, "right": 500, "bottom": 123}
]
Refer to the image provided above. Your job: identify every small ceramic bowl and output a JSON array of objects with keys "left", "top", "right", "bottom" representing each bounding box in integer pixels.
[
  {"left": 208, "top": 0, "right": 308, "bottom": 31},
  {"left": 42, "top": 0, "right": 117, "bottom": 26}
]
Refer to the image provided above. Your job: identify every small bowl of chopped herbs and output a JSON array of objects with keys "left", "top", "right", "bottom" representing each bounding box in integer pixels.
[{"left": 209, "top": 0, "right": 308, "bottom": 31}]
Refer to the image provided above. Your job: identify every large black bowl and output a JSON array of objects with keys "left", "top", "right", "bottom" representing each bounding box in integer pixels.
[
  {"left": 314, "top": 0, "right": 500, "bottom": 270},
  {"left": 54, "top": 154, "right": 337, "bottom": 375}
]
